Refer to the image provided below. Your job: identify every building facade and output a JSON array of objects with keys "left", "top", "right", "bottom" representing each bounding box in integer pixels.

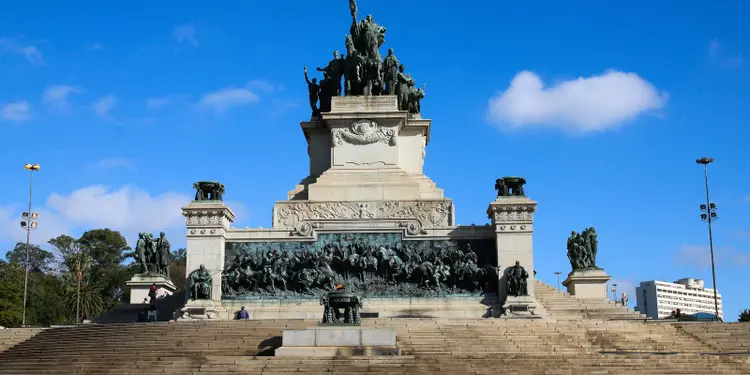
[{"left": 635, "top": 278, "right": 723, "bottom": 319}]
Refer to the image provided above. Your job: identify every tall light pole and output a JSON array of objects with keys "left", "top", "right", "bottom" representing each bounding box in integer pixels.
[
  {"left": 20, "top": 163, "right": 40, "bottom": 327},
  {"left": 612, "top": 283, "right": 618, "bottom": 303},
  {"left": 554, "top": 272, "right": 562, "bottom": 290},
  {"left": 696, "top": 156, "right": 720, "bottom": 320}
]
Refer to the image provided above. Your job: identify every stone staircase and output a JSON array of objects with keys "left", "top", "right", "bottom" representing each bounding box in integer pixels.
[
  {"left": 0, "top": 328, "right": 45, "bottom": 352},
  {"left": 535, "top": 280, "right": 648, "bottom": 320},
  {"left": 1, "top": 318, "right": 748, "bottom": 374}
]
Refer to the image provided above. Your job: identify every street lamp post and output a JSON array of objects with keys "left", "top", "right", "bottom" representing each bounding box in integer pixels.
[
  {"left": 696, "top": 157, "right": 720, "bottom": 320},
  {"left": 20, "top": 163, "right": 40, "bottom": 327},
  {"left": 554, "top": 272, "right": 562, "bottom": 290},
  {"left": 612, "top": 283, "right": 618, "bottom": 304}
]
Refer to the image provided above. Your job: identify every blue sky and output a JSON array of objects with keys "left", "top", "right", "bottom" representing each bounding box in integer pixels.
[{"left": 0, "top": 1, "right": 748, "bottom": 318}]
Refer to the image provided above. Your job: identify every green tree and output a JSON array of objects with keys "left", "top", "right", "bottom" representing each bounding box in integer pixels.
[
  {"left": 0, "top": 262, "right": 24, "bottom": 327},
  {"left": 5, "top": 242, "right": 54, "bottom": 273},
  {"left": 77, "top": 229, "right": 134, "bottom": 311},
  {"left": 48, "top": 234, "right": 79, "bottom": 273},
  {"left": 169, "top": 248, "right": 187, "bottom": 288},
  {"left": 739, "top": 309, "right": 750, "bottom": 322}
]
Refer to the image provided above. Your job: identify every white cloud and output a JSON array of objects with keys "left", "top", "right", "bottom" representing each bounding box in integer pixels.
[
  {"left": 92, "top": 95, "right": 116, "bottom": 120},
  {"left": 46, "top": 186, "right": 189, "bottom": 234},
  {"left": 174, "top": 24, "right": 198, "bottom": 48},
  {"left": 0, "top": 184, "right": 249, "bottom": 250},
  {"left": 708, "top": 39, "right": 743, "bottom": 67},
  {"left": 146, "top": 94, "right": 187, "bottom": 109},
  {"left": 43, "top": 85, "right": 83, "bottom": 110},
  {"left": 247, "top": 79, "right": 284, "bottom": 94},
  {"left": 675, "top": 244, "right": 750, "bottom": 268},
  {"left": 487, "top": 70, "right": 668, "bottom": 134},
  {"left": 86, "top": 158, "right": 136, "bottom": 171},
  {"left": 0, "top": 38, "right": 43, "bottom": 64},
  {"left": 0, "top": 205, "right": 72, "bottom": 246},
  {"left": 1, "top": 101, "right": 30, "bottom": 122},
  {"left": 198, "top": 88, "right": 259, "bottom": 114}
]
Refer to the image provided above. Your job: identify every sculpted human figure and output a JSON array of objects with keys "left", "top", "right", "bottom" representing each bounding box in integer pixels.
[
  {"left": 395, "top": 65, "right": 410, "bottom": 110},
  {"left": 383, "top": 48, "right": 399, "bottom": 95},
  {"left": 303, "top": 66, "right": 320, "bottom": 117},
  {"left": 495, "top": 178, "right": 510, "bottom": 197},
  {"left": 317, "top": 50, "right": 343, "bottom": 96},
  {"left": 407, "top": 81, "right": 426, "bottom": 114},
  {"left": 189, "top": 264, "right": 212, "bottom": 300},
  {"left": 135, "top": 233, "right": 148, "bottom": 274},
  {"left": 157, "top": 232, "right": 171, "bottom": 278},
  {"left": 506, "top": 261, "right": 529, "bottom": 297}
]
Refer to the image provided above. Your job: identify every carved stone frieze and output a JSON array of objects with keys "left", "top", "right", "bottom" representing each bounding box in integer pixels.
[
  {"left": 487, "top": 204, "right": 536, "bottom": 223},
  {"left": 329, "top": 96, "right": 398, "bottom": 113},
  {"left": 273, "top": 200, "right": 453, "bottom": 231},
  {"left": 183, "top": 206, "right": 235, "bottom": 230},
  {"left": 332, "top": 119, "right": 397, "bottom": 147}
]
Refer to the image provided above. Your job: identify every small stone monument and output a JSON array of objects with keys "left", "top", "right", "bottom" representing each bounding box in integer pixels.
[
  {"left": 125, "top": 232, "right": 176, "bottom": 304},
  {"left": 275, "top": 284, "right": 398, "bottom": 357},
  {"left": 562, "top": 227, "right": 611, "bottom": 299},
  {"left": 178, "top": 264, "right": 226, "bottom": 320},
  {"left": 502, "top": 261, "right": 537, "bottom": 315}
]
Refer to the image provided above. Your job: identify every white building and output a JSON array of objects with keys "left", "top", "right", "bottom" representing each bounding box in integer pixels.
[{"left": 635, "top": 278, "right": 723, "bottom": 320}]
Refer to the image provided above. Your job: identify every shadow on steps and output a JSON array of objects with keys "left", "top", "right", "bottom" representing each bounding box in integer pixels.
[{"left": 92, "top": 292, "right": 185, "bottom": 323}]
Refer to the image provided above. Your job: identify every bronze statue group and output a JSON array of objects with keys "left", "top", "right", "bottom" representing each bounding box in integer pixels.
[
  {"left": 566, "top": 227, "right": 599, "bottom": 271},
  {"left": 304, "top": 0, "right": 426, "bottom": 117},
  {"left": 222, "top": 237, "right": 499, "bottom": 298},
  {"left": 134, "top": 232, "right": 171, "bottom": 278}
]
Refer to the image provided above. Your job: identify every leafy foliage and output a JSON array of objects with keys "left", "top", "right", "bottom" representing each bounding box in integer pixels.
[
  {"left": 5, "top": 242, "right": 55, "bottom": 273},
  {"left": 739, "top": 309, "right": 750, "bottom": 322},
  {"left": 0, "top": 228, "right": 146, "bottom": 327}
]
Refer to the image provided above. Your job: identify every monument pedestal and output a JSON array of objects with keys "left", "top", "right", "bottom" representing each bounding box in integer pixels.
[
  {"left": 177, "top": 299, "right": 227, "bottom": 320},
  {"left": 275, "top": 327, "right": 399, "bottom": 357},
  {"left": 502, "top": 295, "right": 538, "bottom": 317},
  {"left": 487, "top": 195, "right": 543, "bottom": 316},
  {"left": 125, "top": 275, "right": 176, "bottom": 304},
  {"left": 563, "top": 269, "right": 611, "bottom": 299}
]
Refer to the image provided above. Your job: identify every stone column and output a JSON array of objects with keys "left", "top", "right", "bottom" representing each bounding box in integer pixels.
[
  {"left": 487, "top": 196, "right": 539, "bottom": 315},
  {"left": 180, "top": 201, "right": 235, "bottom": 319}
]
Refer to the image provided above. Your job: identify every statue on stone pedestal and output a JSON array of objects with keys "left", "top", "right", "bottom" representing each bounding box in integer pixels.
[
  {"left": 383, "top": 48, "right": 400, "bottom": 95},
  {"left": 189, "top": 264, "right": 213, "bottom": 300},
  {"left": 407, "top": 81, "right": 426, "bottom": 114},
  {"left": 303, "top": 66, "right": 320, "bottom": 118},
  {"left": 567, "top": 227, "right": 599, "bottom": 271},
  {"left": 506, "top": 261, "right": 529, "bottom": 297},
  {"left": 134, "top": 232, "right": 171, "bottom": 277},
  {"left": 157, "top": 232, "right": 171, "bottom": 279},
  {"left": 395, "top": 64, "right": 411, "bottom": 110},
  {"left": 193, "top": 181, "right": 224, "bottom": 201},
  {"left": 495, "top": 176, "right": 526, "bottom": 197},
  {"left": 317, "top": 51, "right": 343, "bottom": 97}
]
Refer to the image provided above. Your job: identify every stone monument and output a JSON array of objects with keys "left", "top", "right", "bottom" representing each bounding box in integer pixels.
[
  {"left": 562, "top": 227, "right": 611, "bottom": 299},
  {"left": 487, "top": 177, "right": 540, "bottom": 315},
  {"left": 125, "top": 231, "right": 176, "bottom": 304},
  {"left": 178, "top": 1, "right": 543, "bottom": 320}
]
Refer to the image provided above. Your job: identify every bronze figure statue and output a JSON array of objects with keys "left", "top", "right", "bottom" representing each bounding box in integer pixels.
[
  {"left": 506, "top": 261, "right": 529, "bottom": 297},
  {"left": 567, "top": 227, "right": 600, "bottom": 271},
  {"left": 189, "top": 264, "right": 213, "bottom": 300}
]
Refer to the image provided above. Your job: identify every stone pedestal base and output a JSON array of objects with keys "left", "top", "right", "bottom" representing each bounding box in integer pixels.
[
  {"left": 177, "top": 300, "right": 227, "bottom": 320},
  {"left": 221, "top": 296, "right": 501, "bottom": 320},
  {"left": 502, "top": 296, "right": 540, "bottom": 317},
  {"left": 275, "top": 327, "right": 399, "bottom": 357},
  {"left": 125, "top": 275, "right": 176, "bottom": 304},
  {"left": 563, "top": 269, "right": 611, "bottom": 299}
]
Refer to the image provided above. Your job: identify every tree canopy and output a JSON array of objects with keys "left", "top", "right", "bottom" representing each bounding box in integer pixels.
[{"left": 0, "top": 229, "right": 186, "bottom": 328}]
